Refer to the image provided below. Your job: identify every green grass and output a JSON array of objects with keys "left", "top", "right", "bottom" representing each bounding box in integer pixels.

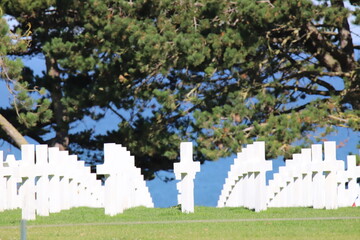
[{"left": 0, "top": 207, "right": 360, "bottom": 240}]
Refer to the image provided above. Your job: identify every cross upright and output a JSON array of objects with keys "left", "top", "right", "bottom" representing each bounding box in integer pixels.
[
  {"left": 174, "top": 142, "right": 200, "bottom": 213},
  {"left": 66, "top": 154, "right": 82, "bottom": 208},
  {"left": 322, "top": 141, "right": 344, "bottom": 209},
  {"left": 223, "top": 158, "right": 243, "bottom": 207},
  {"left": 346, "top": 155, "right": 360, "bottom": 205},
  {"left": 311, "top": 144, "right": 326, "bottom": 209},
  {"left": 242, "top": 144, "right": 257, "bottom": 210},
  {"left": 97, "top": 143, "right": 127, "bottom": 216},
  {"left": 34, "top": 145, "right": 50, "bottom": 216},
  {"left": 252, "top": 142, "right": 272, "bottom": 212},
  {"left": 217, "top": 150, "right": 245, "bottom": 208},
  {"left": 3, "top": 155, "right": 21, "bottom": 210},
  {"left": 0, "top": 151, "right": 6, "bottom": 211},
  {"left": 237, "top": 147, "right": 251, "bottom": 209},
  {"left": 47, "top": 147, "right": 63, "bottom": 213},
  {"left": 278, "top": 163, "right": 295, "bottom": 207},
  {"left": 18, "top": 144, "right": 37, "bottom": 220},
  {"left": 70, "top": 154, "right": 102, "bottom": 208},
  {"left": 288, "top": 149, "right": 313, "bottom": 207},
  {"left": 299, "top": 148, "right": 313, "bottom": 207},
  {"left": 226, "top": 151, "right": 247, "bottom": 207}
]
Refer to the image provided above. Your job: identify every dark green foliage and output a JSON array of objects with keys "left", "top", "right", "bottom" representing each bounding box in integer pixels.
[
  {"left": 1, "top": 0, "right": 359, "bottom": 178},
  {"left": 0, "top": 6, "right": 52, "bottom": 138}
]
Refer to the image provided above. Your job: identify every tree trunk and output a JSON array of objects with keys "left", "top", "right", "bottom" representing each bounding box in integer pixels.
[
  {"left": 45, "top": 56, "right": 69, "bottom": 151},
  {"left": 0, "top": 113, "right": 28, "bottom": 148}
]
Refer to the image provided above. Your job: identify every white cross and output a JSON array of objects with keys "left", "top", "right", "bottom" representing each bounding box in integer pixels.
[
  {"left": 251, "top": 142, "right": 272, "bottom": 212},
  {"left": 3, "top": 155, "right": 21, "bottom": 210},
  {"left": 311, "top": 144, "right": 326, "bottom": 209},
  {"left": 346, "top": 155, "right": 360, "bottom": 205},
  {"left": 174, "top": 142, "right": 200, "bottom": 213},
  {"left": 34, "top": 145, "right": 50, "bottom": 216},
  {"left": 18, "top": 145, "right": 37, "bottom": 220}
]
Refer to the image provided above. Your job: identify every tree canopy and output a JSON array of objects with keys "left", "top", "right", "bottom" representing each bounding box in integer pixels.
[
  {"left": 1, "top": 0, "right": 359, "bottom": 179},
  {"left": 0, "top": 7, "right": 33, "bottom": 148}
]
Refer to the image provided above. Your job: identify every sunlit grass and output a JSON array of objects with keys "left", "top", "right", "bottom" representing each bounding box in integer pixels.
[{"left": 0, "top": 207, "right": 359, "bottom": 240}]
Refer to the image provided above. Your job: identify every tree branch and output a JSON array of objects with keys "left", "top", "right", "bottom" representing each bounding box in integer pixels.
[
  {"left": 283, "top": 70, "right": 352, "bottom": 80},
  {"left": 305, "top": 22, "right": 342, "bottom": 72},
  {"left": 257, "top": 0, "right": 275, "bottom": 8},
  {"left": 108, "top": 104, "right": 127, "bottom": 122},
  {"left": 280, "top": 85, "right": 337, "bottom": 96},
  {"left": 330, "top": 0, "right": 356, "bottom": 70},
  {"left": 328, "top": 114, "right": 348, "bottom": 123},
  {"left": 0, "top": 113, "right": 28, "bottom": 148}
]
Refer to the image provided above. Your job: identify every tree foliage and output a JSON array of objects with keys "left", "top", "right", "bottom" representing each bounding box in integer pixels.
[
  {"left": 1, "top": 0, "right": 359, "bottom": 179},
  {"left": 0, "top": 7, "right": 33, "bottom": 147}
]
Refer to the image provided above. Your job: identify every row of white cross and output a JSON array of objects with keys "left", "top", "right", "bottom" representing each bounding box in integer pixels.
[
  {"left": 1, "top": 141, "right": 358, "bottom": 219},
  {"left": 0, "top": 145, "right": 103, "bottom": 220},
  {"left": 98, "top": 143, "right": 154, "bottom": 216},
  {"left": 217, "top": 142, "right": 271, "bottom": 212},
  {"left": 0, "top": 144, "right": 153, "bottom": 220},
  {"left": 218, "top": 141, "right": 360, "bottom": 211}
]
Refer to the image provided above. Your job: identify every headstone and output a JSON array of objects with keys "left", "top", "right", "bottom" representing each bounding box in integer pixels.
[
  {"left": 66, "top": 155, "right": 80, "bottom": 208},
  {"left": 132, "top": 167, "right": 154, "bottom": 208},
  {"left": 286, "top": 153, "right": 306, "bottom": 207},
  {"left": 336, "top": 169, "right": 348, "bottom": 207},
  {"left": 252, "top": 142, "right": 272, "bottom": 212},
  {"left": 35, "top": 145, "right": 50, "bottom": 216},
  {"left": 97, "top": 143, "right": 123, "bottom": 216},
  {"left": 243, "top": 145, "right": 256, "bottom": 210},
  {"left": 346, "top": 155, "right": 360, "bottom": 206},
  {"left": 267, "top": 174, "right": 286, "bottom": 207},
  {"left": 239, "top": 146, "right": 253, "bottom": 210},
  {"left": 48, "top": 147, "right": 62, "bottom": 213},
  {"left": 0, "top": 152, "right": 6, "bottom": 211},
  {"left": 322, "top": 142, "right": 344, "bottom": 209},
  {"left": 174, "top": 142, "right": 200, "bottom": 213},
  {"left": 121, "top": 151, "right": 135, "bottom": 210},
  {"left": 300, "top": 149, "right": 313, "bottom": 207},
  {"left": 311, "top": 144, "right": 326, "bottom": 209},
  {"left": 19, "top": 144, "right": 36, "bottom": 220},
  {"left": 3, "top": 155, "right": 21, "bottom": 210},
  {"left": 228, "top": 151, "right": 247, "bottom": 207},
  {"left": 222, "top": 158, "right": 244, "bottom": 207},
  {"left": 58, "top": 151, "right": 72, "bottom": 210},
  {"left": 278, "top": 163, "right": 293, "bottom": 207},
  {"left": 131, "top": 167, "right": 154, "bottom": 208}
]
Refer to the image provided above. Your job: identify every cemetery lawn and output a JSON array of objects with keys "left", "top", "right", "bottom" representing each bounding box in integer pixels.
[{"left": 0, "top": 207, "right": 360, "bottom": 240}]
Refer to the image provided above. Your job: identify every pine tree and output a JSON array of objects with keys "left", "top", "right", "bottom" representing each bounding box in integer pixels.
[{"left": 1, "top": 0, "right": 359, "bottom": 179}]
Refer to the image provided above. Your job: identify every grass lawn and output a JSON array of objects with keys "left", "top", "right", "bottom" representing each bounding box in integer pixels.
[{"left": 0, "top": 207, "right": 359, "bottom": 240}]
